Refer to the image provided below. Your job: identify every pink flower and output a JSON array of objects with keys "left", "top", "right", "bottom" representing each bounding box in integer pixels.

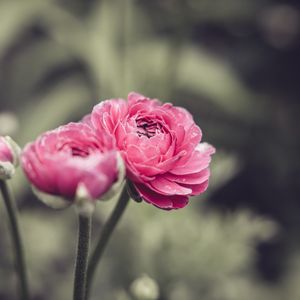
[
  {"left": 21, "top": 123, "right": 124, "bottom": 211},
  {"left": 88, "top": 92, "right": 215, "bottom": 210},
  {"left": 0, "top": 136, "right": 20, "bottom": 180}
]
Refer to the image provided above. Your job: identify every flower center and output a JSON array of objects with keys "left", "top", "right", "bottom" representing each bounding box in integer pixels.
[
  {"left": 58, "top": 142, "right": 91, "bottom": 157},
  {"left": 71, "top": 147, "right": 90, "bottom": 157},
  {"left": 136, "top": 118, "right": 162, "bottom": 138}
]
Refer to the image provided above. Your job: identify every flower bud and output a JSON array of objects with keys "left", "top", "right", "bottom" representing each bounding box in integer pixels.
[
  {"left": 130, "top": 274, "right": 160, "bottom": 300},
  {"left": 0, "top": 136, "right": 21, "bottom": 180}
]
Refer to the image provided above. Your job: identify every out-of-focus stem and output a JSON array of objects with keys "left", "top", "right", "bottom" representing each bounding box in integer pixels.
[
  {"left": 73, "top": 215, "right": 91, "bottom": 300},
  {"left": 86, "top": 186, "right": 130, "bottom": 299},
  {"left": 0, "top": 180, "right": 30, "bottom": 300}
]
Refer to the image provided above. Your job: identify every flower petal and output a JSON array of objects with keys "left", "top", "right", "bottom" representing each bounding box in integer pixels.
[
  {"left": 134, "top": 183, "right": 189, "bottom": 210},
  {"left": 171, "top": 143, "right": 215, "bottom": 175},
  {"left": 149, "top": 177, "right": 192, "bottom": 196},
  {"left": 165, "top": 169, "right": 210, "bottom": 185}
]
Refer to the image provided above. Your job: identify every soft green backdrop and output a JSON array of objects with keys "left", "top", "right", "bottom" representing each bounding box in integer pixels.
[{"left": 0, "top": 0, "right": 299, "bottom": 299}]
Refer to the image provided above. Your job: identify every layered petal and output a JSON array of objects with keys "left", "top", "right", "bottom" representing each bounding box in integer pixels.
[
  {"left": 170, "top": 143, "right": 215, "bottom": 175},
  {"left": 91, "top": 98, "right": 128, "bottom": 135}
]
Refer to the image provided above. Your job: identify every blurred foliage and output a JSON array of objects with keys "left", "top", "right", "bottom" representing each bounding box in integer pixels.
[
  {"left": 0, "top": 0, "right": 300, "bottom": 299},
  {"left": 0, "top": 196, "right": 277, "bottom": 300}
]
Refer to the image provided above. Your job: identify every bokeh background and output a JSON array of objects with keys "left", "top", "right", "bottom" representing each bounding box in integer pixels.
[{"left": 0, "top": 0, "right": 299, "bottom": 299}]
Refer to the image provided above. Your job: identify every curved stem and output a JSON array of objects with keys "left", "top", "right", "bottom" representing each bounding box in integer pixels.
[
  {"left": 73, "top": 215, "right": 91, "bottom": 300},
  {"left": 86, "top": 185, "right": 130, "bottom": 299},
  {"left": 0, "top": 180, "right": 30, "bottom": 300}
]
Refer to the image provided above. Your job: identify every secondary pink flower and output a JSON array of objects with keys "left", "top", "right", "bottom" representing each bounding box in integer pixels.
[
  {"left": 88, "top": 92, "right": 215, "bottom": 210},
  {"left": 21, "top": 123, "right": 124, "bottom": 210},
  {"left": 0, "top": 136, "right": 20, "bottom": 180}
]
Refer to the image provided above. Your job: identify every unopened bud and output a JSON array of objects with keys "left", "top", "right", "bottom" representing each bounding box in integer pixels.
[
  {"left": 0, "top": 136, "right": 21, "bottom": 180},
  {"left": 130, "top": 274, "right": 160, "bottom": 300}
]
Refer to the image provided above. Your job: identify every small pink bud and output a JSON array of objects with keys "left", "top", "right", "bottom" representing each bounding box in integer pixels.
[{"left": 0, "top": 136, "right": 21, "bottom": 180}]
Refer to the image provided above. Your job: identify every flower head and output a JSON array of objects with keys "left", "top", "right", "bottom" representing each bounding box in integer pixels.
[
  {"left": 88, "top": 92, "right": 215, "bottom": 210},
  {"left": 21, "top": 123, "right": 124, "bottom": 212},
  {"left": 0, "top": 136, "right": 20, "bottom": 180}
]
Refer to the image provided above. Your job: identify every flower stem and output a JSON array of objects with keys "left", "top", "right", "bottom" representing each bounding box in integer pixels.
[
  {"left": 0, "top": 180, "right": 30, "bottom": 300},
  {"left": 86, "top": 185, "right": 130, "bottom": 299},
  {"left": 73, "top": 215, "right": 91, "bottom": 300}
]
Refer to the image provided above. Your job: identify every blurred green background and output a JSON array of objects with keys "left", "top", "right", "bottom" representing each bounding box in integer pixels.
[{"left": 0, "top": 0, "right": 300, "bottom": 299}]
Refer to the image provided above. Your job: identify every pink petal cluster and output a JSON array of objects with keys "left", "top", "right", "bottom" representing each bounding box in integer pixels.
[
  {"left": 21, "top": 123, "right": 121, "bottom": 206},
  {"left": 87, "top": 92, "right": 215, "bottom": 210}
]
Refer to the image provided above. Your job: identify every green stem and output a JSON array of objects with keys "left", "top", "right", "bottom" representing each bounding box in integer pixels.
[
  {"left": 73, "top": 215, "right": 91, "bottom": 300},
  {"left": 0, "top": 180, "right": 30, "bottom": 300},
  {"left": 86, "top": 185, "right": 130, "bottom": 299}
]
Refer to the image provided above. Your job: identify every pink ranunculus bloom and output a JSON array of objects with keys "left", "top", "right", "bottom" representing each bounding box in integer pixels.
[
  {"left": 21, "top": 123, "right": 125, "bottom": 211},
  {"left": 88, "top": 92, "right": 215, "bottom": 210},
  {"left": 0, "top": 136, "right": 20, "bottom": 180}
]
